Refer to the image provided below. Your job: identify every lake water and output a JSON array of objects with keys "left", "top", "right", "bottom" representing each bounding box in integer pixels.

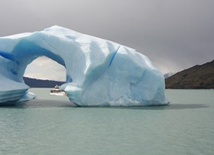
[{"left": 0, "top": 89, "right": 214, "bottom": 155}]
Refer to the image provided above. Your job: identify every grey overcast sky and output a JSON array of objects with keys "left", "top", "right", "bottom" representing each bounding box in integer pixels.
[{"left": 0, "top": 0, "right": 214, "bottom": 81}]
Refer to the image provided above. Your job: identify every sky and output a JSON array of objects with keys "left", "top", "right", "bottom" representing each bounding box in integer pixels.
[{"left": 0, "top": 0, "right": 214, "bottom": 81}]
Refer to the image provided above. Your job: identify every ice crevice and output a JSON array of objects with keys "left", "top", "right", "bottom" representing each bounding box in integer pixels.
[{"left": 109, "top": 45, "right": 120, "bottom": 67}]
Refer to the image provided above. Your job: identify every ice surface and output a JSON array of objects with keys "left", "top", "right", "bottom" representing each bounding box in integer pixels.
[{"left": 0, "top": 26, "right": 169, "bottom": 106}]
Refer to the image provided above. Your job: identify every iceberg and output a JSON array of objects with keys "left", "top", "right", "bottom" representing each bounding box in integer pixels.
[{"left": 0, "top": 26, "right": 169, "bottom": 106}]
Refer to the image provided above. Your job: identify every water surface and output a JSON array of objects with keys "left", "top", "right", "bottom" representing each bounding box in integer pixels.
[{"left": 0, "top": 89, "right": 213, "bottom": 155}]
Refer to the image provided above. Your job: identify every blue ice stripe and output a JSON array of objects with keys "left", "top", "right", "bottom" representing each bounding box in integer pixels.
[
  {"left": 0, "top": 51, "right": 16, "bottom": 62},
  {"left": 109, "top": 46, "right": 120, "bottom": 67}
]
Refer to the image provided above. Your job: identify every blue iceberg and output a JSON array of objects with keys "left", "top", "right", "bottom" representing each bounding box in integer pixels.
[{"left": 0, "top": 26, "right": 168, "bottom": 106}]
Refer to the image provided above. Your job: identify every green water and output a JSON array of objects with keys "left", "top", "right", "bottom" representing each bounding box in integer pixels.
[{"left": 0, "top": 89, "right": 214, "bottom": 155}]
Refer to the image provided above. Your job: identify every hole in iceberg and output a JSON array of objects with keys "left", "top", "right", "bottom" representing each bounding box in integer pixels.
[
  {"left": 23, "top": 56, "right": 67, "bottom": 99},
  {"left": 24, "top": 56, "right": 66, "bottom": 82}
]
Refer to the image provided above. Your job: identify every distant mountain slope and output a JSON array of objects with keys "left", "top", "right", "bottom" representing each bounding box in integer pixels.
[
  {"left": 165, "top": 60, "right": 214, "bottom": 89},
  {"left": 164, "top": 72, "right": 174, "bottom": 79},
  {"left": 24, "top": 77, "right": 64, "bottom": 88}
]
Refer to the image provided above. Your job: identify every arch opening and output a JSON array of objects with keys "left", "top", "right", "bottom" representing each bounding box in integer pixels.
[
  {"left": 11, "top": 40, "right": 70, "bottom": 101},
  {"left": 24, "top": 56, "right": 66, "bottom": 82},
  {"left": 23, "top": 56, "right": 68, "bottom": 99}
]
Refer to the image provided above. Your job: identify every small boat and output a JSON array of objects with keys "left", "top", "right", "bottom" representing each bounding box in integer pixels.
[{"left": 50, "top": 85, "right": 66, "bottom": 96}]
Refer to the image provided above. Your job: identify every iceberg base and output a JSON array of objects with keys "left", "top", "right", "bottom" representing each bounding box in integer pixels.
[{"left": 0, "top": 89, "right": 27, "bottom": 105}]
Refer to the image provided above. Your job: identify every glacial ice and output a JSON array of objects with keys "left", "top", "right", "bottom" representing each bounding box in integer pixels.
[{"left": 0, "top": 26, "right": 169, "bottom": 106}]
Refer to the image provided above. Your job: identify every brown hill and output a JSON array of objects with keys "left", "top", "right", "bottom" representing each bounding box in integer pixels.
[{"left": 165, "top": 60, "right": 214, "bottom": 89}]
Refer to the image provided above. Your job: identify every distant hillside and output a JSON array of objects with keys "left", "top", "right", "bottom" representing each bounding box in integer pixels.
[
  {"left": 24, "top": 77, "right": 64, "bottom": 88},
  {"left": 164, "top": 72, "right": 174, "bottom": 79},
  {"left": 165, "top": 60, "right": 214, "bottom": 89}
]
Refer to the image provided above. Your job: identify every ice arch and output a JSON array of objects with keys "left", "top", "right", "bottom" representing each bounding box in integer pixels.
[{"left": 0, "top": 26, "right": 169, "bottom": 106}]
